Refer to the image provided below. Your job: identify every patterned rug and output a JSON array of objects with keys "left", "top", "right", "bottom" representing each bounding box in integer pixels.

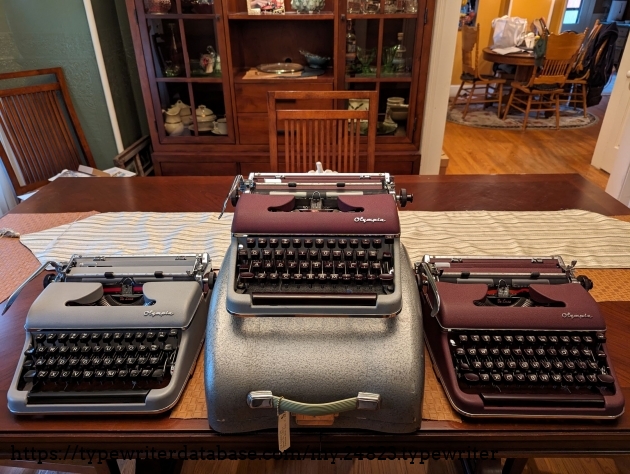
[{"left": 448, "top": 104, "right": 598, "bottom": 130}]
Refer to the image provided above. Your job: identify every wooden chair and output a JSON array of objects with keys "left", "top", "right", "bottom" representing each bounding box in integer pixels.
[
  {"left": 267, "top": 90, "right": 378, "bottom": 173},
  {"left": 503, "top": 31, "right": 585, "bottom": 129},
  {"left": 0, "top": 68, "right": 97, "bottom": 195},
  {"left": 561, "top": 22, "right": 601, "bottom": 117},
  {"left": 450, "top": 24, "right": 506, "bottom": 120},
  {"left": 113, "top": 135, "right": 154, "bottom": 176}
]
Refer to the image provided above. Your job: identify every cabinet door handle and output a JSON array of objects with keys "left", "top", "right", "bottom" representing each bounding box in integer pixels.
[{"left": 341, "top": 14, "right": 346, "bottom": 21}]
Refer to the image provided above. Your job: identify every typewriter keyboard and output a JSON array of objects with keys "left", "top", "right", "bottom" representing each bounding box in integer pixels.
[
  {"left": 235, "top": 236, "right": 396, "bottom": 305},
  {"left": 17, "top": 329, "right": 180, "bottom": 404},
  {"left": 449, "top": 330, "right": 618, "bottom": 407}
]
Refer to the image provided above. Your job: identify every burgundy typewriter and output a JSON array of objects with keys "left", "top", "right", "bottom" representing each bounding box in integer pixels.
[
  {"left": 222, "top": 172, "right": 412, "bottom": 316},
  {"left": 417, "top": 256, "right": 624, "bottom": 419}
]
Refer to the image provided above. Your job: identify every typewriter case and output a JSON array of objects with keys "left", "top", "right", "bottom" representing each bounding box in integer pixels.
[{"left": 205, "top": 243, "right": 424, "bottom": 433}]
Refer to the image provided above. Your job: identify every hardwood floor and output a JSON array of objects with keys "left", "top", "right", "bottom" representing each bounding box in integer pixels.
[{"left": 442, "top": 96, "right": 611, "bottom": 190}]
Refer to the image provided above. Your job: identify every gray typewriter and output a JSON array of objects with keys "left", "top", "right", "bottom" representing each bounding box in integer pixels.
[
  {"left": 206, "top": 172, "right": 424, "bottom": 433},
  {"left": 7, "top": 254, "right": 212, "bottom": 414}
]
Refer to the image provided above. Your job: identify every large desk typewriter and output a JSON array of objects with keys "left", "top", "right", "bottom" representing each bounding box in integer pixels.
[
  {"left": 417, "top": 256, "right": 625, "bottom": 419},
  {"left": 8, "top": 254, "right": 212, "bottom": 414},
  {"left": 206, "top": 172, "right": 424, "bottom": 433}
]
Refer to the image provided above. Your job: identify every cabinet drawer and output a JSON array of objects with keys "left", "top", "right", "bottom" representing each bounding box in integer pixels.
[
  {"left": 238, "top": 114, "right": 270, "bottom": 145},
  {"left": 235, "top": 82, "right": 334, "bottom": 113}
]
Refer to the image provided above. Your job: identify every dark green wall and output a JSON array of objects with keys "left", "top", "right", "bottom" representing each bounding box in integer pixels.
[{"left": 0, "top": 0, "right": 146, "bottom": 170}]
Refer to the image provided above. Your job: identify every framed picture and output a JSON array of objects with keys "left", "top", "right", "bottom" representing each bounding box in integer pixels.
[{"left": 248, "top": 0, "right": 285, "bottom": 14}]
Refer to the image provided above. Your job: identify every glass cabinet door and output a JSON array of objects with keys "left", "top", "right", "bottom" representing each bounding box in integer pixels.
[{"left": 137, "top": 0, "right": 234, "bottom": 143}]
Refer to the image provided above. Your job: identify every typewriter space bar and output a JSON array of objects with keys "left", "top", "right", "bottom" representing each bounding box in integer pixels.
[
  {"left": 252, "top": 293, "right": 377, "bottom": 306},
  {"left": 28, "top": 390, "right": 149, "bottom": 405},
  {"left": 481, "top": 393, "right": 605, "bottom": 408}
]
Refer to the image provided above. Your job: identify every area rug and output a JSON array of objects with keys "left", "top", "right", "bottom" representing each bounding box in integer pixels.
[{"left": 448, "top": 104, "right": 598, "bottom": 130}]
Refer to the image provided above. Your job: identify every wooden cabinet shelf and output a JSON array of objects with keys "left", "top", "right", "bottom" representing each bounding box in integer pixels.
[
  {"left": 127, "top": 0, "right": 433, "bottom": 175},
  {"left": 227, "top": 12, "right": 334, "bottom": 20}
]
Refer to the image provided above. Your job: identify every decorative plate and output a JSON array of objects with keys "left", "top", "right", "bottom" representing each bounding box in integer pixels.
[{"left": 257, "top": 63, "right": 305, "bottom": 74}]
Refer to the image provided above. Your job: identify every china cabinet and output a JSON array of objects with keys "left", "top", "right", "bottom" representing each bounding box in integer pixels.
[{"left": 126, "top": 0, "right": 434, "bottom": 175}]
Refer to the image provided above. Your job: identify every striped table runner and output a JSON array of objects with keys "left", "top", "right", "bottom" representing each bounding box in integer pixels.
[{"left": 20, "top": 209, "right": 630, "bottom": 269}]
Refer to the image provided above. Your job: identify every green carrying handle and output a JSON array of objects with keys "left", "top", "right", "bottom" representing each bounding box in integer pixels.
[{"left": 247, "top": 391, "right": 381, "bottom": 415}]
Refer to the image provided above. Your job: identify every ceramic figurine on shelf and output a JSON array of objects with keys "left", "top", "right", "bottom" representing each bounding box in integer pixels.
[{"left": 200, "top": 46, "right": 217, "bottom": 74}]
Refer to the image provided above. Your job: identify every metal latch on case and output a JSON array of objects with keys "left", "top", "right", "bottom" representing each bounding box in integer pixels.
[
  {"left": 356, "top": 392, "right": 381, "bottom": 410},
  {"left": 247, "top": 390, "right": 274, "bottom": 409}
]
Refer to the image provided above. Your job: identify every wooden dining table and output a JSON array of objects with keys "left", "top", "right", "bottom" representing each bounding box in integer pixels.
[
  {"left": 482, "top": 47, "right": 536, "bottom": 82},
  {"left": 1, "top": 174, "right": 630, "bottom": 474}
]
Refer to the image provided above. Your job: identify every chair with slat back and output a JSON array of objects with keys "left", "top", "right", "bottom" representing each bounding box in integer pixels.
[
  {"left": 503, "top": 31, "right": 585, "bottom": 129},
  {"left": 450, "top": 24, "right": 505, "bottom": 119},
  {"left": 267, "top": 90, "right": 378, "bottom": 173},
  {"left": 0, "top": 68, "right": 96, "bottom": 195}
]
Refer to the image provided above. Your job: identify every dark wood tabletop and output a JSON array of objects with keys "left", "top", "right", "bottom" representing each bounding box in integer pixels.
[{"left": 3, "top": 174, "right": 630, "bottom": 459}]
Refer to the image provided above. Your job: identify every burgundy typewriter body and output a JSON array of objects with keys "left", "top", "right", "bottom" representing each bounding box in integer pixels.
[{"left": 419, "top": 256, "right": 625, "bottom": 419}]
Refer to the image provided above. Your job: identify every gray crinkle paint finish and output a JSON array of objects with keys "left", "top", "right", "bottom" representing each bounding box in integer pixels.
[{"left": 205, "top": 243, "right": 424, "bottom": 433}]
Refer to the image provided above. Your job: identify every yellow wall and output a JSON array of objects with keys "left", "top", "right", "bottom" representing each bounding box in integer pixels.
[
  {"left": 451, "top": 0, "right": 566, "bottom": 85},
  {"left": 451, "top": 0, "right": 508, "bottom": 84}
]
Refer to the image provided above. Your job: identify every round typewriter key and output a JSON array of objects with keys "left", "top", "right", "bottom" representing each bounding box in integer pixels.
[
  {"left": 130, "top": 369, "right": 140, "bottom": 378},
  {"left": 482, "top": 335, "right": 491, "bottom": 342},
  {"left": 501, "top": 348, "right": 511, "bottom": 356},
  {"left": 526, "top": 335, "right": 536, "bottom": 343},
  {"left": 333, "top": 251, "right": 342, "bottom": 261},
  {"left": 554, "top": 361, "right": 564, "bottom": 369},
  {"left": 46, "top": 333, "right": 57, "bottom": 342},
  {"left": 571, "top": 335, "right": 581, "bottom": 343},
  {"left": 150, "top": 345, "right": 159, "bottom": 353},
  {"left": 539, "top": 373, "right": 550, "bottom": 383},
  {"left": 80, "top": 333, "right": 90, "bottom": 342},
  {"left": 524, "top": 348, "right": 534, "bottom": 356},
  {"left": 281, "top": 239, "right": 290, "bottom": 248},
  {"left": 372, "top": 239, "right": 382, "bottom": 248},
  {"left": 493, "top": 335, "right": 502, "bottom": 343},
  {"left": 58, "top": 333, "right": 68, "bottom": 342},
  {"left": 570, "top": 348, "right": 580, "bottom": 357},
  {"left": 491, "top": 373, "right": 502, "bottom": 382},
  {"left": 71, "top": 370, "right": 82, "bottom": 378},
  {"left": 384, "top": 235, "right": 395, "bottom": 244},
  {"left": 560, "top": 335, "right": 570, "bottom": 343},
  {"left": 496, "top": 361, "right": 506, "bottom": 370},
  {"left": 515, "top": 374, "right": 526, "bottom": 382},
  {"left": 95, "top": 370, "right": 105, "bottom": 378},
  {"left": 321, "top": 250, "right": 331, "bottom": 260},
  {"left": 459, "top": 362, "right": 470, "bottom": 371},
  {"left": 37, "top": 370, "right": 49, "bottom": 379},
  {"left": 138, "top": 357, "right": 148, "bottom": 365},
  {"left": 471, "top": 335, "right": 480, "bottom": 342},
  {"left": 519, "top": 361, "right": 529, "bottom": 370},
  {"left": 541, "top": 361, "right": 552, "bottom": 370},
  {"left": 504, "top": 335, "right": 513, "bottom": 343},
  {"left": 513, "top": 348, "right": 522, "bottom": 356},
  {"left": 349, "top": 239, "right": 359, "bottom": 248},
  {"left": 315, "top": 239, "right": 324, "bottom": 248},
  {"left": 472, "top": 361, "right": 482, "bottom": 369},
  {"left": 48, "top": 346, "right": 58, "bottom": 354},
  {"left": 338, "top": 239, "right": 347, "bottom": 249},
  {"left": 581, "top": 348, "right": 592, "bottom": 357},
  {"left": 565, "top": 361, "right": 576, "bottom": 370},
  {"left": 548, "top": 335, "right": 558, "bottom": 343},
  {"left": 490, "top": 348, "right": 500, "bottom": 356},
  {"left": 596, "top": 350, "right": 607, "bottom": 359},
  {"left": 480, "top": 373, "right": 490, "bottom": 382},
  {"left": 582, "top": 335, "right": 593, "bottom": 343},
  {"left": 536, "top": 348, "right": 545, "bottom": 356},
  {"left": 141, "top": 369, "right": 152, "bottom": 377},
  {"left": 115, "top": 357, "right": 125, "bottom": 366},
  {"left": 292, "top": 239, "right": 301, "bottom": 248},
  {"left": 327, "top": 239, "right": 336, "bottom": 248},
  {"left": 563, "top": 374, "right": 574, "bottom": 383},
  {"left": 303, "top": 239, "right": 312, "bottom": 248},
  {"left": 455, "top": 348, "right": 465, "bottom": 356},
  {"left": 149, "top": 357, "right": 160, "bottom": 365},
  {"left": 81, "top": 346, "right": 91, "bottom": 353},
  {"left": 286, "top": 250, "right": 296, "bottom": 260},
  {"left": 515, "top": 335, "right": 524, "bottom": 343},
  {"left": 596, "top": 332, "right": 606, "bottom": 341},
  {"left": 83, "top": 370, "right": 94, "bottom": 380},
  {"left": 57, "top": 357, "right": 68, "bottom": 367},
  {"left": 152, "top": 369, "right": 164, "bottom": 379},
  {"left": 258, "top": 238, "right": 268, "bottom": 248},
  {"left": 92, "top": 357, "right": 102, "bottom": 366},
  {"left": 547, "top": 348, "right": 557, "bottom": 356},
  {"left": 484, "top": 361, "right": 493, "bottom": 369},
  {"left": 164, "top": 344, "right": 174, "bottom": 352},
  {"left": 118, "top": 369, "right": 129, "bottom": 378},
  {"left": 168, "top": 329, "right": 178, "bottom": 340},
  {"left": 361, "top": 239, "right": 370, "bottom": 249},
  {"left": 308, "top": 250, "right": 319, "bottom": 260},
  {"left": 538, "top": 335, "right": 548, "bottom": 343},
  {"left": 478, "top": 348, "right": 488, "bottom": 356},
  {"left": 35, "top": 333, "right": 46, "bottom": 342},
  {"left": 507, "top": 361, "right": 516, "bottom": 369},
  {"left": 577, "top": 360, "right": 587, "bottom": 370},
  {"left": 575, "top": 374, "right": 586, "bottom": 383},
  {"left": 106, "top": 370, "right": 117, "bottom": 378},
  {"left": 527, "top": 374, "right": 538, "bottom": 382},
  {"left": 46, "top": 357, "right": 57, "bottom": 366},
  {"left": 559, "top": 348, "right": 569, "bottom": 357},
  {"left": 531, "top": 361, "right": 540, "bottom": 370},
  {"left": 35, "top": 358, "right": 46, "bottom": 367},
  {"left": 246, "top": 238, "right": 255, "bottom": 248},
  {"left": 504, "top": 373, "right": 514, "bottom": 382}
]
